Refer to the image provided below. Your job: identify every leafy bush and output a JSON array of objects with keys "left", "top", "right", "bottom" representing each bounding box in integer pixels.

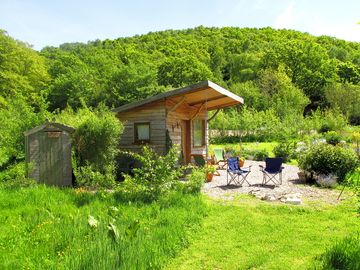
[
  {"left": 299, "top": 144, "right": 359, "bottom": 181},
  {"left": 325, "top": 131, "right": 342, "bottom": 145},
  {"left": 253, "top": 149, "right": 269, "bottom": 161},
  {"left": 314, "top": 235, "right": 360, "bottom": 270},
  {"left": 74, "top": 164, "right": 116, "bottom": 189},
  {"left": 181, "top": 168, "right": 205, "bottom": 194},
  {"left": 0, "top": 162, "right": 36, "bottom": 188},
  {"left": 273, "top": 141, "right": 295, "bottom": 162},
  {"left": 57, "top": 105, "right": 123, "bottom": 187},
  {"left": 116, "top": 146, "right": 183, "bottom": 202}
]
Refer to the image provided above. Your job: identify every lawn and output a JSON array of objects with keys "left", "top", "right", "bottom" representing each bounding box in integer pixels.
[
  {"left": 0, "top": 185, "right": 205, "bottom": 269},
  {"left": 210, "top": 142, "right": 278, "bottom": 157},
  {"left": 166, "top": 195, "right": 359, "bottom": 270}
]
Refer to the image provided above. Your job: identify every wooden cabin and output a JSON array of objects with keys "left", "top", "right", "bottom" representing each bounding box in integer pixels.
[{"left": 113, "top": 81, "right": 243, "bottom": 169}]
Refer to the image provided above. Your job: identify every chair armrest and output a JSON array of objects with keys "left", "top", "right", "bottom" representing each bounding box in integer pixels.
[{"left": 242, "top": 165, "right": 252, "bottom": 171}]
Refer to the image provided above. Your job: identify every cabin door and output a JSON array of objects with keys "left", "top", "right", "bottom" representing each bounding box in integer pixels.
[{"left": 181, "top": 120, "right": 191, "bottom": 164}]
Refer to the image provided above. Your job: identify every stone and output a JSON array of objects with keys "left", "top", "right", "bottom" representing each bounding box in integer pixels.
[
  {"left": 285, "top": 197, "right": 301, "bottom": 205},
  {"left": 262, "top": 194, "right": 277, "bottom": 201}
]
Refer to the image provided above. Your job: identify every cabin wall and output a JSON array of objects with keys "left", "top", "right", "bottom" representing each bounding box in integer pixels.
[
  {"left": 165, "top": 100, "right": 208, "bottom": 162},
  {"left": 116, "top": 101, "right": 167, "bottom": 155}
]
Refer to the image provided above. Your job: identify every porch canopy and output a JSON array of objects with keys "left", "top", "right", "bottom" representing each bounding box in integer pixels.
[{"left": 113, "top": 80, "right": 244, "bottom": 114}]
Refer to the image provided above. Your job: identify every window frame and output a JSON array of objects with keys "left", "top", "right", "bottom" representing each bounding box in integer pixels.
[
  {"left": 134, "top": 122, "right": 151, "bottom": 144},
  {"left": 192, "top": 118, "right": 205, "bottom": 147}
]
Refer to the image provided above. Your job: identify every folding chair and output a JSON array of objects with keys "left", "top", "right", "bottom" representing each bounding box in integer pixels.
[
  {"left": 259, "top": 157, "right": 284, "bottom": 186},
  {"left": 226, "top": 157, "right": 252, "bottom": 186},
  {"left": 213, "top": 148, "right": 227, "bottom": 169}
]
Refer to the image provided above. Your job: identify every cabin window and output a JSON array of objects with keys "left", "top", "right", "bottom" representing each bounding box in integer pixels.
[
  {"left": 134, "top": 122, "right": 150, "bottom": 144},
  {"left": 193, "top": 119, "right": 205, "bottom": 147}
]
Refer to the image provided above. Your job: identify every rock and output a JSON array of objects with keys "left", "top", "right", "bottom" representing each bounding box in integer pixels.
[
  {"left": 262, "top": 194, "right": 277, "bottom": 201},
  {"left": 285, "top": 197, "right": 301, "bottom": 205}
]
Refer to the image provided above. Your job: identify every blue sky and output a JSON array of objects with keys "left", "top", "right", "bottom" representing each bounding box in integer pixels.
[{"left": 1, "top": 0, "right": 359, "bottom": 50}]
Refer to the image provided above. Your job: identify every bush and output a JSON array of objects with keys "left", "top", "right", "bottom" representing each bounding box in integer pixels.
[
  {"left": 253, "top": 149, "right": 269, "bottom": 161},
  {"left": 314, "top": 235, "right": 360, "bottom": 270},
  {"left": 325, "top": 131, "right": 342, "bottom": 145},
  {"left": 57, "top": 105, "right": 123, "bottom": 187},
  {"left": 180, "top": 168, "right": 205, "bottom": 194},
  {"left": 299, "top": 144, "right": 359, "bottom": 182},
  {"left": 74, "top": 164, "right": 116, "bottom": 189},
  {"left": 72, "top": 107, "right": 123, "bottom": 174},
  {"left": 116, "top": 146, "right": 183, "bottom": 202},
  {"left": 273, "top": 142, "right": 296, "bottom": 162},
  {"left": 0, "top": 162, "right": 36, "bottom": 188}
]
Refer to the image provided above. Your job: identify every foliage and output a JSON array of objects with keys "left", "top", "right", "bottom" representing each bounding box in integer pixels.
[
  {"left": 0, "top": 31, "right": 50, "bottom": 166},
  {"left": 0, "top": 185, "right": 206, "bottom": 269},
  {"left": 273, "top": 141, "right": 296, "bottom": 162},
  {"left": 117, "top": 146, "right": 183, "bottom": 202},
  {"left": 252, "top": 148, "right": 269, "bottom": 161},
  {"left": 324, "top": 131, "right": 342, "bottom": 145},
  {"left": 0, "top": 162, "right": 36, "bottom": 188},
  {"left": 298, "top": 143, "right": 359, "bottom": 181},
  {"left": 313, "top": 235, "right": 360, "bottom": 270},
  {"left": 56, "top": 105, "right": 123, "bottom": 187},
  {"left": 325, "top": 83, "right": 360, "bottom": 124},
  {"left": 180, "top": 168, "right": 206, "bottom": 194},
  {"left": 73, "top": 164, "right": 116, "bottom": 189}
]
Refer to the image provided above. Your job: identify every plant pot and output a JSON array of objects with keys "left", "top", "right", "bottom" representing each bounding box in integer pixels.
[
  {"left": 206, "top": 172, "right": 214, "bottom": 182},
  {"left": 239, "top": 159, "right": 245, "bottom": 167}
]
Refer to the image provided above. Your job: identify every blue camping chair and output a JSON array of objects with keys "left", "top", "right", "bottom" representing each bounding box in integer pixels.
[
  {"left": 227, "top": 157, "right": 252, "bottom": 186},
  {"left": 259, "top": 157, "right": 284, "bottom": 186}
]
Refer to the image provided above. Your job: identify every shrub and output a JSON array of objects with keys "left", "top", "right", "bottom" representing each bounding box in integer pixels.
[
  {"left": 0, "top": 162, "right": 36, "bottom": 188},
  {"left": 253, "top": 149, "right": 269, "bottom": 161},
  {"left": 314, "top": 235, "right": 360, "bottom": 270},
  {"left": 116, "top": 146, "right": 183, "bottom": 202},
  {"left": 181, "top": 168, "right": 205, "bottom": 194},
  {"left": 298, "top": 144, "right": 359, "bottom": 182},
  {"left": 74, "top": 164, "right": 116, "bottom": 189},
  {"left": 72, "top": 107, "right": 123, "bottom": 174},
  {"left": 325, "top": 131, "right": 342, "bottom": 145},
  {"left": 273, "top": 142, "right": 296, "bottom": 162},
  {"left": 57, "top": 105, "right": 123, "bottom": 187}
]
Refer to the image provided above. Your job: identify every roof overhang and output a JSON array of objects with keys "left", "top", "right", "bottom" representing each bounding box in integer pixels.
[{"left": 112, "top": 80, "right": 243, "bottom": 113}]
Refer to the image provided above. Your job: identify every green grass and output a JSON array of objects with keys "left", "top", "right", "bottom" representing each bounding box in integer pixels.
[
  {"left": 166, "top": 195, "right": 359, "bottom": 270},
  {"left": 0, "top": 185, "right": 206, "bottom": 269},
  {"left": 210, "top": 142, "right": 278, "bottom": 157}
]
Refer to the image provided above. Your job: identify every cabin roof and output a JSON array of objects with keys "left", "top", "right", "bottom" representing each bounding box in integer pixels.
[
  {"left": 112, "top": 80, "right": 244, "bottom": 113},
  {"left": 24, "top": 121, "right": 75, "bottom": 136}
]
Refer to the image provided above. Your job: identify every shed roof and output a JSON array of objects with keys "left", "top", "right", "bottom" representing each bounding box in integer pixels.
[
  {"left": 112, "top": 80, "right": 243, "bottom": 113},
  {"left": 24, "top": 121, "right": 75, "bottom": 136}
]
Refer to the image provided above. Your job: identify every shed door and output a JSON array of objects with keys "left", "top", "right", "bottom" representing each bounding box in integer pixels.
[{"left": 39, "top": 132, "right": 63, "bottom": 186}]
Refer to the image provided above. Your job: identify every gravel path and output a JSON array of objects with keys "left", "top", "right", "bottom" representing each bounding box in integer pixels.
[{"left": 202, "top": 160, "right": 342, "bottom": 205}]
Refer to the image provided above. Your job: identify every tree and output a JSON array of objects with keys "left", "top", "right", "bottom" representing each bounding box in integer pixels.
[{"left": 157, "top": 56, "right": 214, "bottom": 87}]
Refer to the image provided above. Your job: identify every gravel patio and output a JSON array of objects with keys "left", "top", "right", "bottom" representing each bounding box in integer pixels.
[{"left": 202, "top": 160, "right": 343, "bottom": 205}]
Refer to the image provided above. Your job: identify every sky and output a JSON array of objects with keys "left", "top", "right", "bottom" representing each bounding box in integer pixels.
[{"left": 0, "top": 0, "right": 359, "bottom": 50}]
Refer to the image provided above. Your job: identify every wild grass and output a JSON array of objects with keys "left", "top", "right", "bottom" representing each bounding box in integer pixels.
[
  {"left": 210, "top": 142, "right": 278, "bottom": 157},
  {"left": 167, "top": 195, "right": 359, "bottom": 270},
  {"left": 0, "top": 185, "right": 206, "bottom": 269}
]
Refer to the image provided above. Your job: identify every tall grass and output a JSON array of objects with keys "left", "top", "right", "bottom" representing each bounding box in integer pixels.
[
  {"left": 313, "top": 235, "right": 360, "bottom": 269},
  {"left": 0, "top": 185, "right": 206, "bottom": 269}
]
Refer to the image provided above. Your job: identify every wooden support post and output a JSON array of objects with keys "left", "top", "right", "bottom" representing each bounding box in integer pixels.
[{"left": 207, "top": 108, "right": 220, "bottom": 122}]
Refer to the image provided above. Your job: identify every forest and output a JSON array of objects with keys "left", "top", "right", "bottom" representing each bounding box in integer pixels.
[{"left": 1, "top": 26, "right": 360, "bottom": 168}]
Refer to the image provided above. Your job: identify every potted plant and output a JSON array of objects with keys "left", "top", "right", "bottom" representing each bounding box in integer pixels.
[{"left": 206, "top": 165, "right": 217, "bottom": 182}]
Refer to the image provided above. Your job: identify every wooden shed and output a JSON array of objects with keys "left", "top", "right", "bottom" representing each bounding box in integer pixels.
[
  {"left": 113, "top": 80, "right": 243, "bottom": 167},
  {"left": 24, "top": 121, "right": 75, "bottom": 186}
]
